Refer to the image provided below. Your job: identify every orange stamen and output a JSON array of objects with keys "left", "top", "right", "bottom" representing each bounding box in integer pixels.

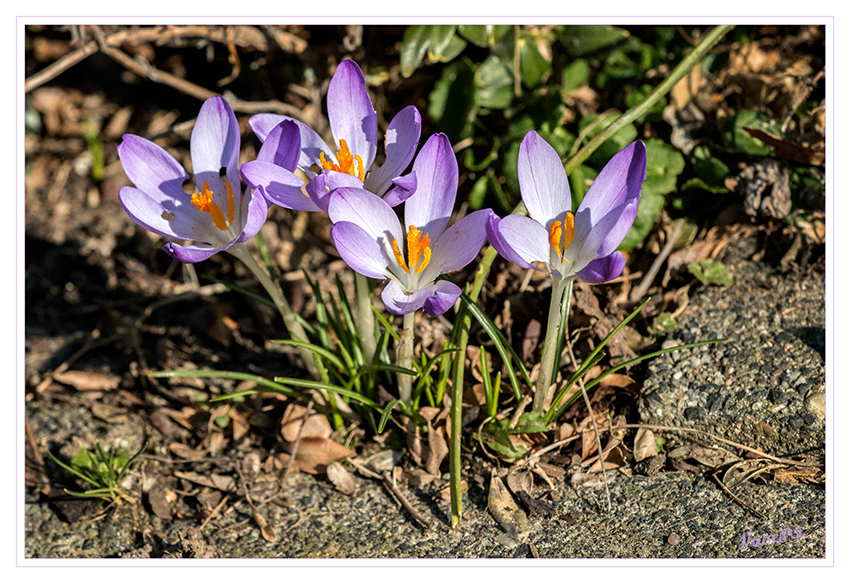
[
  {"left": 191, "top": 181, "right": 228, "bottom": 231},
  {"left": 225, "top": 181, "right": 235, "bottom": 225},
  {"left": 548, "top": 212, "right": 575, "bottom": 260},
  {"left": 319, "top": 139, "right": 365, "bottom": 181},
  {"left": 391, "top": 225, "right": 433, "bottom": 275}
]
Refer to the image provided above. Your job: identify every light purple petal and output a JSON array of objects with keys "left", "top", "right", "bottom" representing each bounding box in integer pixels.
[
  {"left": 365, "top": 105, "right": 421, "bottom": 196},
  {"left": 191, "top": 97, "right": 241, "bottom": 190},
  {"left": 403, "top": 133, "right": 457, "bottom": 239},
  {"left": 117, "top": 135, "right": 190, "bottom": 210},
  {"left": 493, "top": 214, "right": 550, "bottom": 269},
  {"left": 327, "top": 187, "right": 403, "bottom": 254},
  {"left": 380, "top": 278, "right": 461, "bottom": 316},
  {"left": 119, "top": 186, "right": 199, "bottom": 240},
  {"left": 518, "top": 131, "right": 571, "bottom": 226},
  {"left": 421, "top": 209, "right": 493, "bottom": 282},
  {"left": 327, "top": 60, "right": 377, "bottom": 171},
  {"left": 249, "top": 113, "right": 335, "bottom": 172},
  {"left": 233, "top": 190, "right": 269, "bottom": 243},
  {"left": 163, "top": 241, "right": 225, "bottom": 264},
  {"left": 305, "top": 171, "right": 364, "bottom": 212},
  {"left": 424, "top": 280, "right": 463, "bottom": 317},
  {"left": 256, "top": 120, "right": 301, "bottom": 169},
  {"left": 575, "top": 198, "right": 640, "bottom": 261},
  {"left": 577, "top": 252, "right": 626, "bottom": 284},
  {"left": 382, "top": 171, "right": 417, "bottom": 207},
  {"left": 576, "top": 141, "right": 646, "bottom": 224},
  {"left": 241, "top": 161, "right": 320, "bottom": 212},
  {"left": 330, "top": 221, "right": 392, "bottom": 280}
]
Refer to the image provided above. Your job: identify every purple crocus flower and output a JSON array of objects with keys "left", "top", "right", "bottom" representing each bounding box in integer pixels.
[
  {"left": 328, "top": 134, "right": 493, "bottom": 316},
  {"left": 488, "top": 131, "right": 646, "bottom": 284},
  {"left": 117, "top": 96, "right": 267, "bottom": 263},
  {"left": 242, "top": 60, "right": 422, "bottom": 212}
]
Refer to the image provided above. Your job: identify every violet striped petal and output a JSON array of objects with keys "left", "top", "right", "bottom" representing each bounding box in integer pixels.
[
  {"left": 240, "top": 160, "right": 321, "bottom": 212},
  {"left": 256, "top": 119, "right": 301, "bottom": 169},
  {"left": 119, "top": 186, "right": 199, "bottom": 241},
  {"left": 518, "top": 131, "right": 571, "bottom": 226},
  {"left": 420, "top": 209, "right": 493, "bottom": 283},
  {"left": 191, "top": 96, "right": 241, "bottom": 190},
  {"left": 493, "top": 214, "right": 550, "bottom": 269},
  {"left": 403, "top": 133, "right": 457, "bottom": 239},
  {"left": 116, "top": 135, "right": 190, "bottom": 210},
  {"left": 381, "top": 278, "right": 461, "bottom": 316},
  {"left": 327, "top": 187, "right": 403, "bottom": 256},
  {"left": 365, "top": 105, "right": 421, "bottom": 196},
  {"left": 249, "top": 113, "right": 336, "bottom": 173},
  {"left": 576, "top": 252, "right": 626, "bottom": 284},
  {"left": 576, "top": 141, "right": 646, "bottom": 225},
  {"left": 163, "top": 241, "right": 225, "bottom": 264},
  {"left": 330, "top": 221, "right": 393, "bottom": 280},
  {"left": 327, "top": 60, "right": 377, "bottom": 171}
]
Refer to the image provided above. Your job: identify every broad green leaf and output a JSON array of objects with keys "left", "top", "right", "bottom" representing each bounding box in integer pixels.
[
  {"left": 559, "top": 25, "right": 630, "bottom": 56},
  {"left": 561, "top": 59, "right": 590, "bottom": 94},
  {"left": 688, "top": 259, "right": 733, "bottom": 287},
  {"left": 691, "top": 145, "right": 731, "bottom": 188},
  {"left": 71, "top": 448, "right": 93, "bottom": 470},
  {"left": 458, "top": 24, "right": 509, "bottom": 47},
  {"left": 579, "top": 113, "right": 638, "bottom": 168},
  {"left": 400, "top": 25, "right": 430, "bottom": 77},
  {"left": 518, "top": 36, "right": 552, "bottom": 88},
  {"left": 428, "top": 57, "right": 477, "bottom": 143},
  {"left": 475, "top": 55, "right": 514, "bottom": 110},
  {"left": 427, "top": 25, "right": 457, "bottom": 57},
  {"left": 429, "top": 34, "right": 467, "bottom": 63},
  {"left": 568, "top": 164, "right": 598, "bottom": 211},
  {"left": 625, "top": 84, "right": 666, "bottom": 124},
  {"left": 650, "top": 312, "right": 678, "bottom": 336},
  {"left": 721, "top": 109, "right": 781, "bottom": 156}
]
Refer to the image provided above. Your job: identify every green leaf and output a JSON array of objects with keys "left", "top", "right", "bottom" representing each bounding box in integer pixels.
[
  {"left": 214, "top": 415, "right": 230, "bottom": 428},
  {"left": 568, "top": 164, "right": 598, "bottom": 211},
  {"left": 511, "top": 411, "right": 548, "bottom": 434},
  {"left": 561, "top": 59, "right": 590, "bottom": 94},
  {"left": 691, "top": 145, "right": 731, "bottom": 189},
  {"left": 579, "top": 113, "right": 638, "bottom": 168},
  {"left": 458, "top": 24, "right": 509, "bottom": 47},
  {"left": 688, "top": 259, "right": 733, "bottom": 287},
  {"left": 625, "top": 84, "right": 666, "bottom": 124},
  {"left": 71, "top": 448, "right": 93, "bottom": 471},
  {"left": 428, "top": 27, "right": 466, "bottom": 63},
  {"left": 650, "top": 312, "right": 678, "bottom": 336},
  {"left": 721, "top": 110, "right": 782, "bottom": 156},
  {"left": 518, "top": 35, "right": 551, "bottom": 88},
  {"left": 559, "top": 25, "right": 630, "bottom": 56},
  {"left": 400, "top": 25, "right": 430, "bottom": 77},
  {"left": 428, "top": 57, "right": 477, "bottom": 143},
  {"left": 475, "top": 55, "right": 514, "bottom": 110}
]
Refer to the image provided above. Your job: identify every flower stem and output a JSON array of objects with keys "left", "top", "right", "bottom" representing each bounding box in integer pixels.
[
  {"left": 227, "top": 243, "right": 324, "bottom": 381},
  {"left": 532, "top": 277, "right": 569, "bottom": 414},
  {"left": 354, "top": 272, "right": 376, "bottom": 363},
  {"left": 396, "top": 311, "right": 415, "bottom": 403}
]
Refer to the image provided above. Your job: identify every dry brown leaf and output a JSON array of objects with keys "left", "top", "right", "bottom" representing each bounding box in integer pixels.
[
  {"left": 488, "top": 472, "right": 528, "bottom": 537},
  {"left": 174, "top": 471, "right": 237, "bottom": 492},
  {"left": 326, "top": 461, "right": 356, "bottom": 495},
  {"left": 633, "top": 427, "right": 657, "bottom": 462},
  {"left": 253, "top": 509, "right": 278, "bottom": 542},
  {"left": 168, "top": 442, "right": 204, "bottom": 460},
  {"left": 53, "top": 370, "right": 120, "bottom": 391},
  {"left": 280, "top": 403, "right": 331, "bottom": 442},
  {"left": 291, "top": 436, "right": 354, "bottom": 475},
  {"left": 506, "top": 469, "right": 534, "bottom": 497},
  {"left": 425, "top": 425, "right": 448, "bottom": 476}
]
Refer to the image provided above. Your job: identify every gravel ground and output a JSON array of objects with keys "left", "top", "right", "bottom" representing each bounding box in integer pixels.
[{"left": 24, "top": 237, "right": 826, "bottom": 559}]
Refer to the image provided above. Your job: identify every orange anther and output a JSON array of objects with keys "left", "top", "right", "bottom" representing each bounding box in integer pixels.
[
  {"left": 191, "top": 181, "right": 228, "bottom": 231},
  {"left": 319, "top": 139, "right": 365, "bottom": 181}
]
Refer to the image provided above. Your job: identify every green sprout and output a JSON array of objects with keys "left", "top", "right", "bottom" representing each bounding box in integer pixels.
[{"left": 48, "top": 441, "right": 146, "bottom": 504}]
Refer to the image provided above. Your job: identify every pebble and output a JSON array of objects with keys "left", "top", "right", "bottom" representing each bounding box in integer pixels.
[{"left": 667, "top": 533, "right": 680, "bottom": 546}]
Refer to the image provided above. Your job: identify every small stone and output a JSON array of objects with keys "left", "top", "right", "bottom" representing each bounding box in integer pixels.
[
  {"left": 805, "top": 391, "right": 826, "bottom": 422},
  {"left": 667, "top": 533, "right": 680, "bottom": 545}
]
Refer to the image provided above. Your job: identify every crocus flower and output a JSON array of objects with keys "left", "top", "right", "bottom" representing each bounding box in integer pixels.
[
  {"left": 328, "top": 133, "right": 493, "bottom": 316},
  {"left": 118, "top": 96, "right": 267, "bottom": 263},
  {"left": 242, "top": 60, "right": 421, "bottom": 211},
  {"left": 488, "top": 131, "right": 646, "bottom": 284}
]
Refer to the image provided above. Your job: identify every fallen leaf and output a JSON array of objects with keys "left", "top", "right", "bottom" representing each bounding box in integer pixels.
[
  {"left": 253, "top": 508, "right": 278, "bottom": 542},
  {"left": 633, "top": 427, "right": 657, "bottom": 462},
  {"left": 54, "top": 370, "right": 120, "bottom": 391},
  {"left": 488, "top": 472, "right": 528, "bottom": 537},
  {"left": 290, "top": 436, "right": 354, "bottom": 475},
  {"left": 280, "top": 403, "right": 331, "bottom": 442},
  {"left": 326, "top": 461, "right": 356, "bottom": 495},
  {"left": 425, "top": 425, "right": 448, "bottom": 476},
  {"left": 174, "top": 471, "right": 237, "bottom": 492}
]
